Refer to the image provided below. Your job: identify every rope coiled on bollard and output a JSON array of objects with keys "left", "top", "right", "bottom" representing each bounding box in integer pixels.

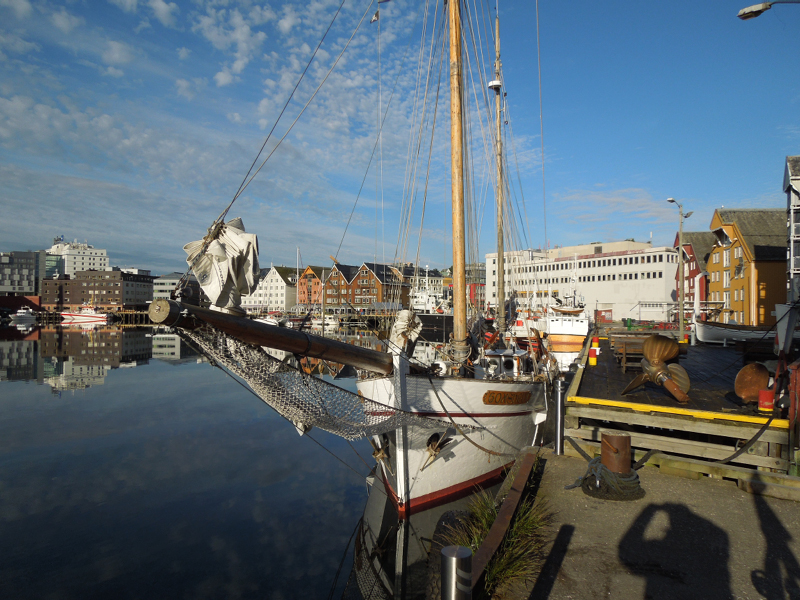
[{"left": 564, "top": 437, "right": 649, "bottom": 501}]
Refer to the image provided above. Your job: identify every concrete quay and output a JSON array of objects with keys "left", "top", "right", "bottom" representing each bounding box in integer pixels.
[{"left": 504, "top": 449, "right": 800, "bottom": 600}]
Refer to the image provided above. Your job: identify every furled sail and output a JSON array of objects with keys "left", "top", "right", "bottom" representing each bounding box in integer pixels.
[{"left": 184, "top": 217, "right": 260, "bottom": 312}]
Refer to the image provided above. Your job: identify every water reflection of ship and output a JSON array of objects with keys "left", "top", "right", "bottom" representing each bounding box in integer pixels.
[{"left": 341, "top": 467, "right": 494, "bottom": 600}]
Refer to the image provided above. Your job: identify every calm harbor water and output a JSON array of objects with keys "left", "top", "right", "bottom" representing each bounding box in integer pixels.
[{"left": 0, "top": 325, "right": 376, "bottom": 599}]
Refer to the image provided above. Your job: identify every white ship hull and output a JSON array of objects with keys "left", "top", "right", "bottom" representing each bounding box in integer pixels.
[
  {"left": 61, "top": 312, "right": 109, "bottom": 324},
  {"left": 695, "top": 320, "right": 790, "bottom": 344},
  {"left": 357, "top": 374, "right": 546, "bottom": 517}
]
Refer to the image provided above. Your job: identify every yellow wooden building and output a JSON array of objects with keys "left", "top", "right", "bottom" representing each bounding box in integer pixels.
[{"left": 706, "top": 209, "right": 785, "bottom": 326}]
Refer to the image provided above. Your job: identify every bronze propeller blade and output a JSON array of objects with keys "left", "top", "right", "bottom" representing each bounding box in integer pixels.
[
  {"left": 621, "top": 335, "right": 691, "bottom": 404},
  {"left": 734, "top": 363, "right": 770, "bottom": 404}
]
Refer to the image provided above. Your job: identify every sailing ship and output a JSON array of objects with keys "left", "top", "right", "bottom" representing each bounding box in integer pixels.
[{"left": 150, "top": 0, "right": 551, "bottom": 522}]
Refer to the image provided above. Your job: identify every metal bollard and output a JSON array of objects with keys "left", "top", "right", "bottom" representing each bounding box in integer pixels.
[
  {"left": 441, "top": 545, "right": 472, "bottom": 600},
  {"left": 555, "top": 378, "right": 566, "bottom": 455}
]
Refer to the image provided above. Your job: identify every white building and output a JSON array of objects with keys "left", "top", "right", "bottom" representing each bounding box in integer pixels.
[
  {"left": 241, "top": 266, "right": 298, "bottom": 313},
  {"left": 486, "top": 240, "right": 679, "bottom": 322},
  {"left": 47, "top": 238, "right": 109, "bottom": 278}
]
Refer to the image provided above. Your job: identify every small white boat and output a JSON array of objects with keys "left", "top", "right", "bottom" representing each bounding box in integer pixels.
[
  {"left": 311, "top": 314, "right": 339, "bottom": 328},
  {"left": 61, "top": 306, "right": 110, "bottom": 324},
  {"left": 695, "top": 319, "right": 791, "bottom": 345},
  {"left": 10, "top": 307, "right": 37, "bottom": 324}
]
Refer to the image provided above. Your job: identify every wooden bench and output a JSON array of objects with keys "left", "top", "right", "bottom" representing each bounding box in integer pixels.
[{"left": 611, "top": 336, "right": 687, "bottom": 373}]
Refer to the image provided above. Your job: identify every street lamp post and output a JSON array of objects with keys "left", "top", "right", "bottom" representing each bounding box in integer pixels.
[
  {"left": 738, "top": 0, "right": 800, "bottom": 19},
  {"left": 668, "top": 198, "right": 693, "bottom": 338}
]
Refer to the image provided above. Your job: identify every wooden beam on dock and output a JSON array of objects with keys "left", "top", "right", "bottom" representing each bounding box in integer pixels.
[
  {"left": 564, "top": 438, "right": 800, "bottom": 502},
  {"left": 471, "top": 447, "right": 539, "bottom": 591}
]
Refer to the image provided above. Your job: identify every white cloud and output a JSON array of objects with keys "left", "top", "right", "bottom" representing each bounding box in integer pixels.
[
  {"left": 51, "top": 8, "right": 83, "bottom": 34},
  {"left": 148, "top": 0, "right": 178, "bottom": 28},
  {"left": 108, "top": 0, "right": 138, "bottom": 13},
  {"left": 135, "top": 19, "right": 151, "bottom": 33},
  {"left": 214, "top": 68, "right": 233, "bottom": 87},
  {"left": 177, "top": 46, "right": 190, "bottom": 60},
  {"left": 0, "top": 32, "right": 39, "bottom": 54},
  {"left": 192, "top": 8, "right": 268, "bottom": 83},
  {"left": 249, "top": 5, "right": 276, "bottom": 25},
  {"left": 102, "top": 41, "right": 134, "bottom": 65},
  {"left": 0, "top": 0, "right": 32, "bottom": 19},
  {"left": 103, "top": 66, "right": 124, "bottom": 77},
  {"left": 227, "top": 112, "right": 242, "bottom": 123},
  {"left": 277, "top": 7, "right": 299, "bottom": 35},
  {"left": 175, "top": 78, "right": 206, "bottom": 100}
]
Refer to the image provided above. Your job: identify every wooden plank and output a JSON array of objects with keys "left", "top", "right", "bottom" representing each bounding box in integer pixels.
[
  {"left": 471, "top": 450, "right": 538, "bottom": 590},
  {"left": 564, "top": 438, "right": 800, "bottom": 490},
  {"left": 565, "top": 404, "right": 789, "bottom": 444},
  {"left": 738, "top": 478, "right": 800, "bottom": 502},
  {"left": 565, "top": 427, "right": 788, "bottom": 470},
  {"left": 568, "top": 396, "right": 790, "bottom": 428}
]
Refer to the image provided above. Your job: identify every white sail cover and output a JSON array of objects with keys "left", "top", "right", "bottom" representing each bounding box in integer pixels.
[
  {"left": 184, "top": 217, "right": 259, "bottom": 311},
  {"left": 388, "top": 310, "right": 423, "bottom": 355}
]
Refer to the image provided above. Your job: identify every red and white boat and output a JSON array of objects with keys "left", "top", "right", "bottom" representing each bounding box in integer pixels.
[{"left": 61, "top": 306, "right": 110, "bottom": 324}]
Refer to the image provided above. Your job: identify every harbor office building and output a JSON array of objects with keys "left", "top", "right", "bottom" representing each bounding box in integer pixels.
[
  {"left": 41, "top": 268, "right": 155, "bottom": 313},
  {"left": 485, "top": 241, "right": 679, "bottom": 322}
]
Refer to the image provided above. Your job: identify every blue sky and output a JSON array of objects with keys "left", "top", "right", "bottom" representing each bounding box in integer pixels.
[{"left": 0, "top": 0, "right": 798, "bottom": 274}]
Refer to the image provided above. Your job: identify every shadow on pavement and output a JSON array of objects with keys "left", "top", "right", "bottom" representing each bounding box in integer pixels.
[
  {"left": 618, "top": 502, "right": 732, "bottom": 599},
  {"left": 528, "top": 524, "right": 574, "bottom": 600},
  {"left": 749, "top": 474, "right": 800, "bottom": 599}
]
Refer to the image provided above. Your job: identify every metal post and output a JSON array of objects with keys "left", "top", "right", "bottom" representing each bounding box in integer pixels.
[
  {"left": 441, "top": 546, "right": 472, "bottom": 600},
  {"left": 555, "top": 378, "right": 566, "bottom": 455}
]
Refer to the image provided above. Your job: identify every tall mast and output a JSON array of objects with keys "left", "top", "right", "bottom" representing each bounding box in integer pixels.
[
  {"left": 493, "top": 4, "right": 505, "bottom": 331},
  {"left": 449, "top": 0, "right": 468, "bottom": 360}
]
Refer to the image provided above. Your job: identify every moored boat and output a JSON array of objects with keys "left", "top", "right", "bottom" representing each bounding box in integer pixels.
[
  {"left": 695, "top": 319, "right": 793, "bottom": 345},
  {"left": 61, "top": 306, "right": 110, "bottom": 324},
  {"left": 10, "top": 307, "right": 37, "bottom": 324}
]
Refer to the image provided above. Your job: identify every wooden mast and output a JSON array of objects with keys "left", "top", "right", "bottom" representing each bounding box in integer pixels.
[
  {"left": 494, "top": 7, "right": 505, "bottom": 332},
  {"left": 449, "top": 0, "right": 468, "bottom": 361}
]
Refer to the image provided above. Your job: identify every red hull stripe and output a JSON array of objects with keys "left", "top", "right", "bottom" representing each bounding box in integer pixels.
[
  {"left": 384, "top": 462, "right": 514, "bottom": 519},
  {"left": 411, "top": 410, "right": 532, "bottom": 418}
]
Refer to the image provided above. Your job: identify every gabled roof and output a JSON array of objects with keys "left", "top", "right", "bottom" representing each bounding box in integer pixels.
[
  {"left": 272, "top": 266, "right": 299, "bottom": 285},
  {"left": 300, "top": 265, "right": 327, "bottom": 280},
  {"left": 331, "top": 263, "right": 360, "bottom": 283},
  {"left": 715, "top": 208, "right": 785, "bottom": 261},
  {"left": 362, "top": 262, "right": 404, "bottom": 285},
  {"left": 785, "top": 155, "right": 800, "bottom": 193},
  {"left": 397, "top": 265, "right": 443, "bottom": 280},
  {"left": 681, "top": 232, "right": 717, "bottom": 272}
]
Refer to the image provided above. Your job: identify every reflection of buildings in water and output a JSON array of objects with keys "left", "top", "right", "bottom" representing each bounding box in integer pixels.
[
  {"left": 0, "top": 336, "right": 42, "bottom": 382},
  {"left": 151, "top": 333, "right": 200, "bottom": 364},
  {"left": 44, "top": 357, "right": 111, "bottom": 393},
  {"left": 37, "top": 327, "right": 154, "bottom": 392},
  {"left": 40, "top": 327, "right": 152, "bottom": 367}
]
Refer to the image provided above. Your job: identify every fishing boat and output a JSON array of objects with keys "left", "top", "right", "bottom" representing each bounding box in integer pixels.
[
  {"left": 61, "top": 306, "right": 110, "bottom": 325},
  {"left": 149, "top": 0, "right": 551, "bottom": 523}
]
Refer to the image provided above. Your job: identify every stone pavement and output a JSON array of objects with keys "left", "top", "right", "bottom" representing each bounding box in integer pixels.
[{"left": 506, "top": 450, "right": 800, "bottom": 600}]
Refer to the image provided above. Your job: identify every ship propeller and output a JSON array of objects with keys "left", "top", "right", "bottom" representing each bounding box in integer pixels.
[
  {"left": 621, "top": 334, "right": 691, "bottom": 404},
  {"left": 734, "top": 363, "right": 770, "bottom": 404}
]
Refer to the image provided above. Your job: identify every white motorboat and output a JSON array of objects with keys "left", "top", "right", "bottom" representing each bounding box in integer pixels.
[{"left": 10, "top": 307, "right": 37, "bottom": 324}]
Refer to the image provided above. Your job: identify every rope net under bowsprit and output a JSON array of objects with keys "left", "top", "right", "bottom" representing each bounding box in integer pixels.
[{"left": 180, "top": 326, "right": 448, "bottom": 441}]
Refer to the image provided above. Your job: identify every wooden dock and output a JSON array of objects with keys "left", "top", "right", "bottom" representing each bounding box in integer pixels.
[{"left": 562, "top": 332, "right": 799, "bottom": 499}]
